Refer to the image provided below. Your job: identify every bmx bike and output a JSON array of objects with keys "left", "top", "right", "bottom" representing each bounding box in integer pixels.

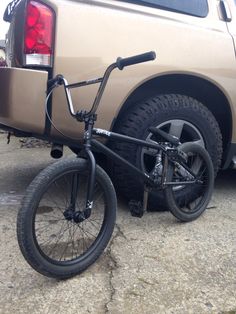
[{"left": 17, "top": 51, "right": 214, "bottom": 279}]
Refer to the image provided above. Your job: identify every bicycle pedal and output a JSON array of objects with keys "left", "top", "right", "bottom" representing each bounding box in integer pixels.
[{"left": 128, "top": 200, "right": 144, "bottom": 218}]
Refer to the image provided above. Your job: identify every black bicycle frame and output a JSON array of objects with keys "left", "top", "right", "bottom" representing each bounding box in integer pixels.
[
  {"left": 80, "top": 123, "right": 162, "bottom": 212},
  {"left": 91, "top": 127, "right": 163, "bottom": 184},
  {"left": 81, "top": 125, "right": 198, "bottom": 214},
  {"left": 91, "top": 128, "right": 198, "bottom": 183}
]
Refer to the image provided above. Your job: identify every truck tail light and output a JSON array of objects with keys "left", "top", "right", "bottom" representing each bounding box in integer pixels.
[{"left": 24, "top": 1, "right": 55, "bottom": 67}]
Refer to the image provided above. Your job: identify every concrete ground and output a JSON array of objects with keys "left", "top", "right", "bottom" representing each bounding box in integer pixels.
[{"left": 0, "top": 133, "right": 235, "bottom": 314}]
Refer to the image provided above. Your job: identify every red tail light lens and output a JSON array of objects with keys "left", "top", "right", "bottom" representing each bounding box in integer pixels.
[{"left": 24, "top": 1, "right": 55, "bottom": 66}]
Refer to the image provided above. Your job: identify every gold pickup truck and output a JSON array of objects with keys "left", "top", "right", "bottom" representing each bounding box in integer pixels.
[{"left": 0, "top": 0, "right": 236, "bottom": 206}]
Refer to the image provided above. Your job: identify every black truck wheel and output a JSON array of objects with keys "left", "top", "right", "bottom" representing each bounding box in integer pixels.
[{"left": 112, "top": 94, "right": 222, "bottom": 210}]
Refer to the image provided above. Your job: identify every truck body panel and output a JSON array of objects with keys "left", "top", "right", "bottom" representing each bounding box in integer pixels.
[
  {"left": 0, "top": 0, "right": 236, "bottom": 168},
  {"left": 0, "top": 67, "right": 47, "bottom": 133}
]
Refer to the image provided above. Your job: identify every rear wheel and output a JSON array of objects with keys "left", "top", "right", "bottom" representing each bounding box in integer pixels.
[
  {"left": 17, "top": 158, "right": 116, "bottom": 279},
  {"left": 164, "top": 142, "right": 214, "bottom": 222},
  {"left": 112, "top": 94, "right": 222, "bottom": 210}
]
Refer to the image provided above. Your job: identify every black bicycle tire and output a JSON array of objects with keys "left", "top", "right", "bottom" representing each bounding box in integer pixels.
[
  {"left": 17, "top": 157, "right": 117, "bottom": 279},
  {"left": 164, "top": 142, "right": 214, "bottom": 222}
]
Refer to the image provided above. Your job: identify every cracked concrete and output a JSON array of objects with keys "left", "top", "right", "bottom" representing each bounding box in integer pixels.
[
  {"left": 0, "top": 133, "right": 236, "bottom": 313},
  {"left": 104, "top": 237, "right": 119, "bottom": 313}
]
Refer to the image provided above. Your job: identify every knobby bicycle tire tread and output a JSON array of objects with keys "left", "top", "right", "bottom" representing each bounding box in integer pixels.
[
  {"left": 17, "top": 157, "right": 117, "bottom": 279},
  {"left": 164, "top": 143, "right": 214, "bottom": 222},
  {"left": 111, "top": 94, "right": 222, "bottom": 210}
]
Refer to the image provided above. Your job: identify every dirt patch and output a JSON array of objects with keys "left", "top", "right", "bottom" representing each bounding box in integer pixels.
[{"left": 19, "top": 138, "right": 51, "bottom": 149}]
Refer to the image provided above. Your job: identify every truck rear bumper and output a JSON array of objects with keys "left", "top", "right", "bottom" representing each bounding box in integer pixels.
[{"left": 0, "top": 67, "right": 48, "bottom": 135}]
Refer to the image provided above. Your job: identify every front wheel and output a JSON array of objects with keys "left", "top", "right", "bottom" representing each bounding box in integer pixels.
[
  {"left": 164, "top": 143, "right": 214, "bottom": 222},
  {"left": 17, "top": 157, "right": 117, "bottom": 279}
]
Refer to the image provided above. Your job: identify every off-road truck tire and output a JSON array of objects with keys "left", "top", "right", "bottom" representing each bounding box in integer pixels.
[{"left": 111, "top": 94, "right": 222, "bottom": 210}]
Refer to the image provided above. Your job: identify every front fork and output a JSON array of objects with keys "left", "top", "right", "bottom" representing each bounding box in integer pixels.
[
  {"left": 67, "top": 146, "right": 96, "bottom": 223},
  {"left": 77, "top": 115, "right": 97, "bottom": 220},
  {"left": 68, "top": 117, "right": 96, "bottom": 223},
  {"left": 83, "top": 148, "right": 96, "bottom": 218}
]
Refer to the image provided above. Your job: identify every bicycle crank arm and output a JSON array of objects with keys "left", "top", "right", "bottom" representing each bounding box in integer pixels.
[{"left": 164, "top": 180, "right": 199, "bottom": 186}]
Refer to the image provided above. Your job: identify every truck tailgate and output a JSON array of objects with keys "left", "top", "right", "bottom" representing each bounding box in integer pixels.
[{"left": 0, "top": 68, "right": 47, "bottom": 134}]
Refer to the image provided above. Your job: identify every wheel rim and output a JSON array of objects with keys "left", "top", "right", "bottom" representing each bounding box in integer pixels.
[
  {"left": 141, "top": 119, "right": 205, "bottom": 191},
  {"left": 33, "top": 170, "right": 107, "bottom": 265}
]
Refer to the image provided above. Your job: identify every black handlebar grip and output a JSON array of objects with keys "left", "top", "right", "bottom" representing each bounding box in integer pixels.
[{"left": 116, "top": 51, "right": 156, "bottom": 70}]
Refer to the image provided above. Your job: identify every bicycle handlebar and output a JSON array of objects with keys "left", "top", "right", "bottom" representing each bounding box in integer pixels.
[
  {"left": 47, "top": 51, "right": 156, "bottom": 119},
  {"left": 116, "top": 51, "right": 156, "bottom": 70}
]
